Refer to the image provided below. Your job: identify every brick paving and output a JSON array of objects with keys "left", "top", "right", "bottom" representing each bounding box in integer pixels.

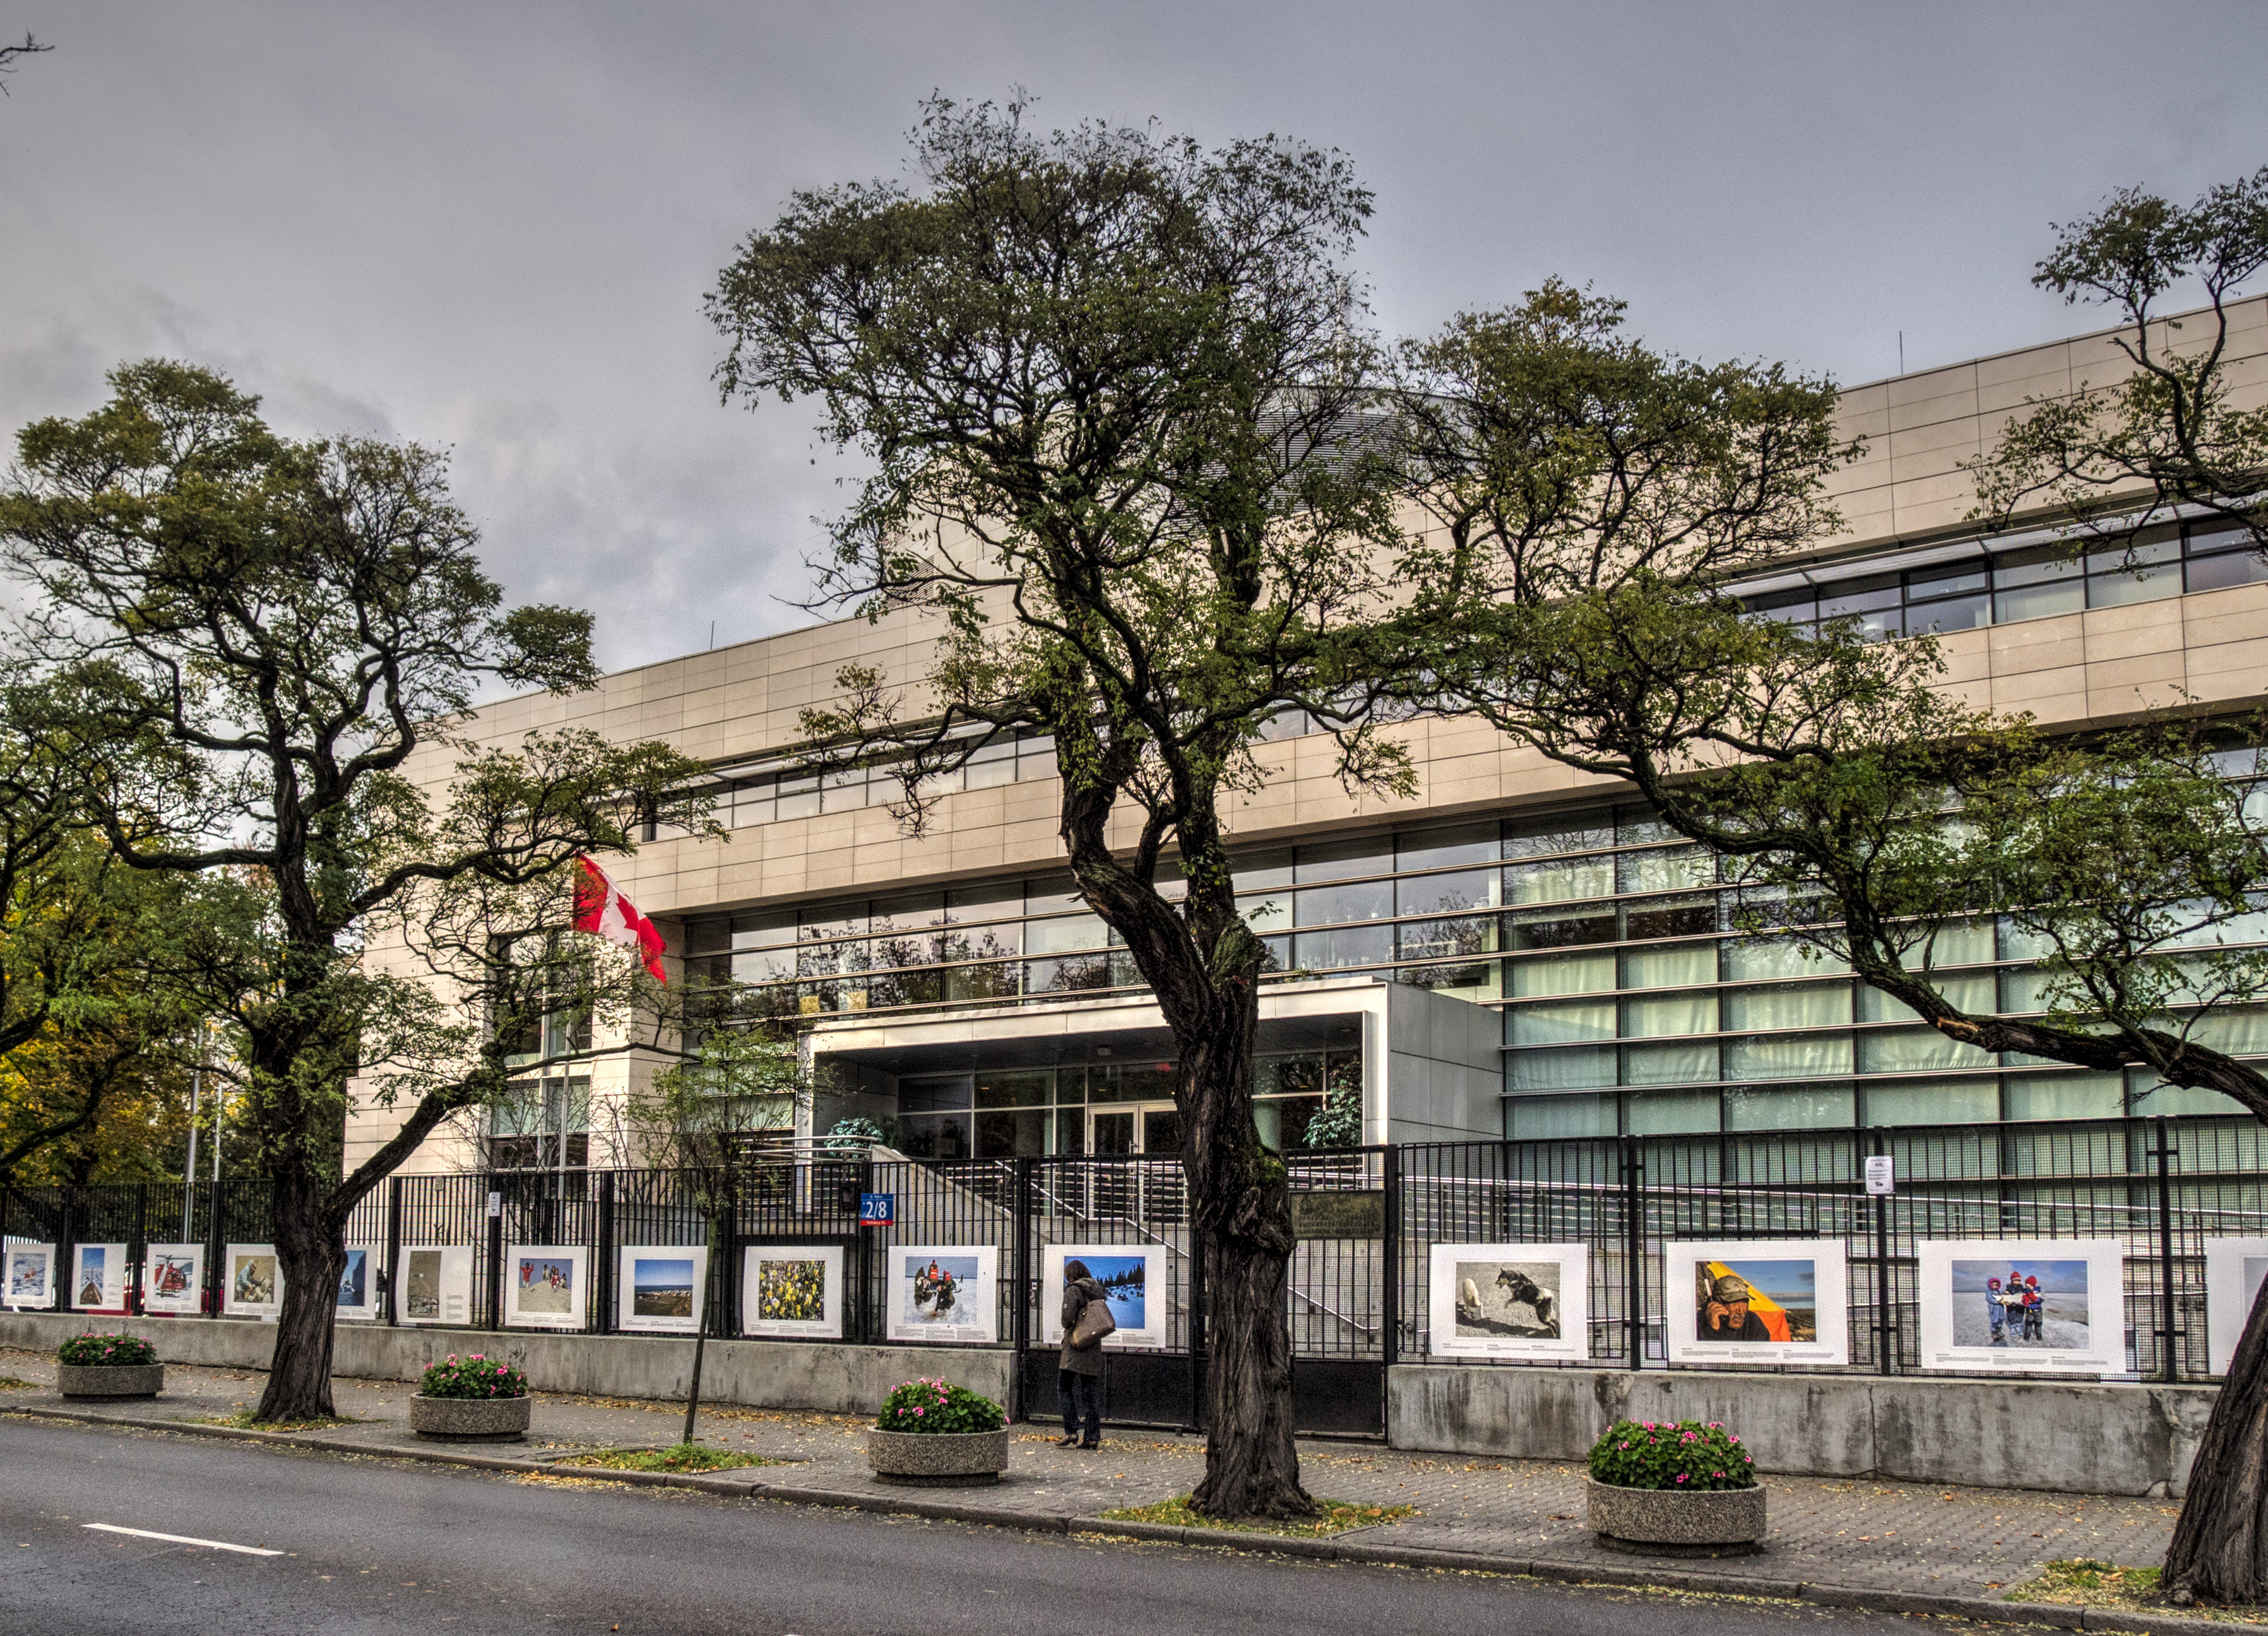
[{"left": 0, "top": 1346, "right": 2178, "bottom": 1603}]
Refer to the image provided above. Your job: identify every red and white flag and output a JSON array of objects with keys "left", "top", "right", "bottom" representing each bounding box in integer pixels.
[{"left": 571, "top": 855, "right": 668, "bottom": 984}]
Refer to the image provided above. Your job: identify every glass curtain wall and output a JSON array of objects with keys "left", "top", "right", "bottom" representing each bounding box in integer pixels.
[{"left": 686, "top": 798, "right": 2263, "bottom": 1139}]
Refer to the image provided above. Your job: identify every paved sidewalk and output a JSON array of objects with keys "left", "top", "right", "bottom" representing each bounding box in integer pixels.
[{"left": 0, "top": 1346, "right": 2178, "bottom": 1609}]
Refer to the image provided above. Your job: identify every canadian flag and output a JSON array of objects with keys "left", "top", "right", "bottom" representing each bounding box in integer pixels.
[{"left": 571, "top": 856, "right": 668, "bottom": 984}]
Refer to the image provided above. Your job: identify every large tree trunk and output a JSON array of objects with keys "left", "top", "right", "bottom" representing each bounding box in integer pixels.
[
  {"left": 256, "top": 1170, "right": 346, "bottom": 1421},
  {"left": 2166, "top": 1276, "right": 2268, "bottom": 1603},
  {"left": 1178, "top": 968, "right": 1314, "bottom": 1520}
]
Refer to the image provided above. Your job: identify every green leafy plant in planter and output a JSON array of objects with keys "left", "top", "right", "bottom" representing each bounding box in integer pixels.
[
  {"left": 876, "top": 1378, "right": 1002, "bottom": 1434},
  {"left": 419, "top": 1353, "right": 529, "bottom": 1399},
  {"left": 1588, "top": 1418, "right": 1757, "bottom": 1491},
  {"left": 58, "top": 1333, "right": 158, "bottom": 1367}
]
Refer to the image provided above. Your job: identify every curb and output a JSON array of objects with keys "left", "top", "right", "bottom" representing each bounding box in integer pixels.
[{"left": 7, "top": 1403, "right": 2236, "bottom": 1633}]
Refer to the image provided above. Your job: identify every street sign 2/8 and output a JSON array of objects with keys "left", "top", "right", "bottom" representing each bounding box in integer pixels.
[{"left": 858, "top": 1192, "right": 895, "bottom": 1226}]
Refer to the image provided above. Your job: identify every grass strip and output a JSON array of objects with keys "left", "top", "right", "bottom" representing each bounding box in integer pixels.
[
  {"left": 1099, "top": 1493, "right": 1415, "bottom": 1539},
  {"left": 555, "top": 1442, "right": 790, "bottom": 1474},
  {"left": 2005, "top": 1560, "right": 2268, "bottom": 1625}
]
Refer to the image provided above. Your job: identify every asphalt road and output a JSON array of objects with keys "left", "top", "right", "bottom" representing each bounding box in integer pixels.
[{"left": 4, "top": 1415, "right": 1902, "bottom": 1636}]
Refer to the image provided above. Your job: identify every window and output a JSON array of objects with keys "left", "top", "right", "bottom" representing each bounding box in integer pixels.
[{"left": 490, "top": 1074, "right": 590, "bottom": 1170}]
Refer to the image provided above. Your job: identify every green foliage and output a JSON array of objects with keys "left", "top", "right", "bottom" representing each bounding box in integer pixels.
[
  {"left": 1300, "top": 1075, "right": 1362, "bottom": 1149},
  {"left": 824, "top": 1115, "right": 891, "bottom": 1149},
  {"left": 875, "top": 1377, "right": 1002, "bottom": 1434},
  {"left": 1968, "top": 167, "right": 2268, "bottom": 555},
  {"left": 0, "top": 359, "right": 722, "bottom": 1417},
  {"left": 57, "top": 1331, "right": 158, "bottom": 1367},
  {"left": 1587, "top": 1418, "right": 1757, "bottom": 1491},
  {"left": 419, "top": 1353, "right": 528, "bottom": 1399}
]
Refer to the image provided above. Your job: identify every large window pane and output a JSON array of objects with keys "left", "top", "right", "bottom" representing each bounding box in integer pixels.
[
  {"left": 1028, "top": 913, "right": 1107, "bottom": 954},
  {"left": 1398, "top": 915, "right": 1499, "bottom": 962},
  {"left": 1907, "top": 593, "right": 1988, "bottom": 633},
  {"left": 1295, "top": 924, "right": 1394, "bottom": 969},
  {"left": 1510, "top": 1000, "right": 1617, "bottom": 1045},
  {"left": 1920, "top": 920, "right": 1997, "bottom": 967},
  {"left": 1509, "top": 1046, "right": 1616, "bottom": 1091},
  {"left": 1237, "top": 892, "right": 1291, "bottom": 934},
  {"left": 2087, "top": 552, "right": 2180, "bottom": 607},
  {"left": 1295, "top": 879, "right": 1393, "bottom": 926},
  {"left": 1398, "top": 867, "right": 1499, "bottom": 915},
  {"left": 1509, "top": 950, "right": 1615, "bottom": 997},
  {"left": 1623, "top": 992, "right": 1716, "bottom": 1038},
  {"left": 1724, "top": 1032, "right": 1853, "bottom": 1081},
  {"left": 2004, "top": 1072, "right": 2122, "bottom": 1121},
  {"left": 1724, "top": 981, "right": 1851, "bottom": 1031},
  {"left": 1616, "top": 809, "right": 1677, "bottom": 846},
  {"left": 2192, "top": 1007, "right": 2268, "bottom": 1054},
  {"left": 1396, "top": 821, "right": 1499, "bottom": 872},
  {"left": 1508, "top": 904, "right": 1615, "bottom": 950},
  {"left": 1857, "top": 1026, "right": 1977, "bottom": 1074},
  {"left": 1623, "top": 1040, "right": 1717, "bottom": 1085},
  {"left": 2187, "top": 547, "right": 2268, "bottom": 592},
  {"left": 1625, "top": 896, "right": 1717, "bottom": 940},
  {"left": 1232, "top": 849, "right": 1294, "bottom": 892},
  {"left": 1625, "top": 1089, "right": 1720, "bottom": 1134},
  {"left": 1856, "top": 971, "right": 1994, "bottom": 1022},
  {"left": 1505, "top": 857, "right": 1613, "bottom": 905},
  {"left": 1295, "top": 837, "right": 1390, "bottom": 883},
  {"left": 1622, "top": 942, "right": 1715, "bottom": 990},
  {"left": 1725, "top": 1084, "right": 1856, "bottom": 1130},
  {"left": 1723, "top": 937, "right": 1849, "bottom": 981},
  {"left": 1861, "top": 1077, "right": 1995, "bottom": 1126},
  {"left": 1507, "top": 1094, "right": 1617, "bottom": 1140},
  {"left": 1996, "top": 574, "right": 2084, "bottom": 623},
  {"left": 1504, "top": 814, "right": 1610, "bottom": 859},
  {"left": 1618, "top": 846, "right": 1713, "bottom": 894}
]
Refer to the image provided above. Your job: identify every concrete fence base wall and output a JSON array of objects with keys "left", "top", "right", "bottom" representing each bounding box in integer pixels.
[
  {"left": 2, "top": 1312, "right": 2218, "bottom": 1497},
  {"left": 0, "top": 1312, "right": 1014, "bottom": 1418},
  {"left": 1388, "top": 1363, "right": 2221, "bottom": 1498}
]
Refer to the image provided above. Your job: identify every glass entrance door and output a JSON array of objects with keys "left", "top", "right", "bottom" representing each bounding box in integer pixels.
[
  {"left": 1090, "top": 1104, "right": 1179, "bottom": 1154},
  {"left": 1093, "top": 1110, "right": 1137, "bottom": 1155}
]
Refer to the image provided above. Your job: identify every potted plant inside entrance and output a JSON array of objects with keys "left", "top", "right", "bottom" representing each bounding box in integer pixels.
[
  {"left": 409, "top": 1353, "right": 533, "bottom": 1442},
  {"left": 865, "top": 1378, "right": 1009, "bottom": 1486},
  {"left": 1586, "top": 1418, "right": 1766, "bottom": 1555},
  {"left": 56, "top": 1332, "right": 164, "bottom": 1399}
]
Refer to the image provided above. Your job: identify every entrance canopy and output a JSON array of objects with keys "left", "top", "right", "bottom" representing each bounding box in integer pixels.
[{"left": 805, "top": 975, "right": 1501, "bottom": 1147}]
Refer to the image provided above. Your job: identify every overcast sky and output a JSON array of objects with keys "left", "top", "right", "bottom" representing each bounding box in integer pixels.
[{"left": 4, "top": 2, "right": 2265, "bottom": 673}]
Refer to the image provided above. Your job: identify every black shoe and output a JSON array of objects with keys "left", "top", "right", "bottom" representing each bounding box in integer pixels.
[
  {"left": 1057, "top": 1435, "right": 1081, "bottom": 1447},
  {"left": 1081, "top": 1439, "right": 1101, "bottom": 1450}
]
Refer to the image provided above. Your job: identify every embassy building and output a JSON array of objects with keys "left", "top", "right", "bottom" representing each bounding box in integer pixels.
[{"left": 347, "top": 297, "right": 2268, "bottom": 1185}]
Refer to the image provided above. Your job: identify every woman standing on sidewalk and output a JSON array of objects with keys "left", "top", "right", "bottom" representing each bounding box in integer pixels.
[{"left": 1058, "top": 1260, "right": 1107, "bottom": 1449}]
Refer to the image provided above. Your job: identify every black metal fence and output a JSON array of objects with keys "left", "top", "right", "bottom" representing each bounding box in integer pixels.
[{"left": 6, "top": 1115, "right": 2259, "bottom": 1432}]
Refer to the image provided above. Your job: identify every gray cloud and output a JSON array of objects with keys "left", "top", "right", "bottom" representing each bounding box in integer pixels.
[{"left": 3, "top": 0, "right": 2265, "bottom": 671}]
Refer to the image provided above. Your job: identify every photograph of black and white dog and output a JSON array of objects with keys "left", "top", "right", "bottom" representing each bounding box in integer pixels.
[{"left": 1454, "top": 1259, "right": 1561, "bottom": 1339}]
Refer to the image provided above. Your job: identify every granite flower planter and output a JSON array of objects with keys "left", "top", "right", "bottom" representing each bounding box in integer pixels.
[
  {"left": 867, "top": 1428, "right": 1011, "bottom": 1487},
  {"left": 1588, "top": 1477, "right": 1766, "bottom": 1556},
  {"left": 57, "top": 1363, "right": 163, "bottom": 1400},
  {"left": 409, "top": 1393, "right": 532, "bottom": 1442}
]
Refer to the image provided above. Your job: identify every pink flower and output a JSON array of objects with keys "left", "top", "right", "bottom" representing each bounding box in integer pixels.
[{"left": 1676, "top": 1474, "right": 1689, "bottom": 1484}]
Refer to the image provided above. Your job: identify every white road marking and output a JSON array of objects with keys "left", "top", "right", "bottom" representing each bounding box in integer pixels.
[{"left": 83, "top": 1524, "right": 282, "bottom": 1556}]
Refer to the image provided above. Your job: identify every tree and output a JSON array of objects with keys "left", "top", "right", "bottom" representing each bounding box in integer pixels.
[
  {"left": 0, "top": 836, "right": 206, "bottom": 1188},
  {"left": 620, "top": 1028, "right": 806, "bottom": 1445},
  {"left": 0, "top": 32, "right": 49, "bottom": 94},
  {"left": 0, "top": 360, "right": 716, "bottom": 1421},
  {"left": 1446, "top": 175, "right": 2268, "bottom": 1604},
  {"left": 708, "top": 97, "right": 1420, "bottom": 1517}
]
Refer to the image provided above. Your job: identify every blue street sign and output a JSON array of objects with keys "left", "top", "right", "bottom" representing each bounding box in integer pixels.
[{"left": 859, "top": 1192, "right": 895, "bottom": 1227}]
